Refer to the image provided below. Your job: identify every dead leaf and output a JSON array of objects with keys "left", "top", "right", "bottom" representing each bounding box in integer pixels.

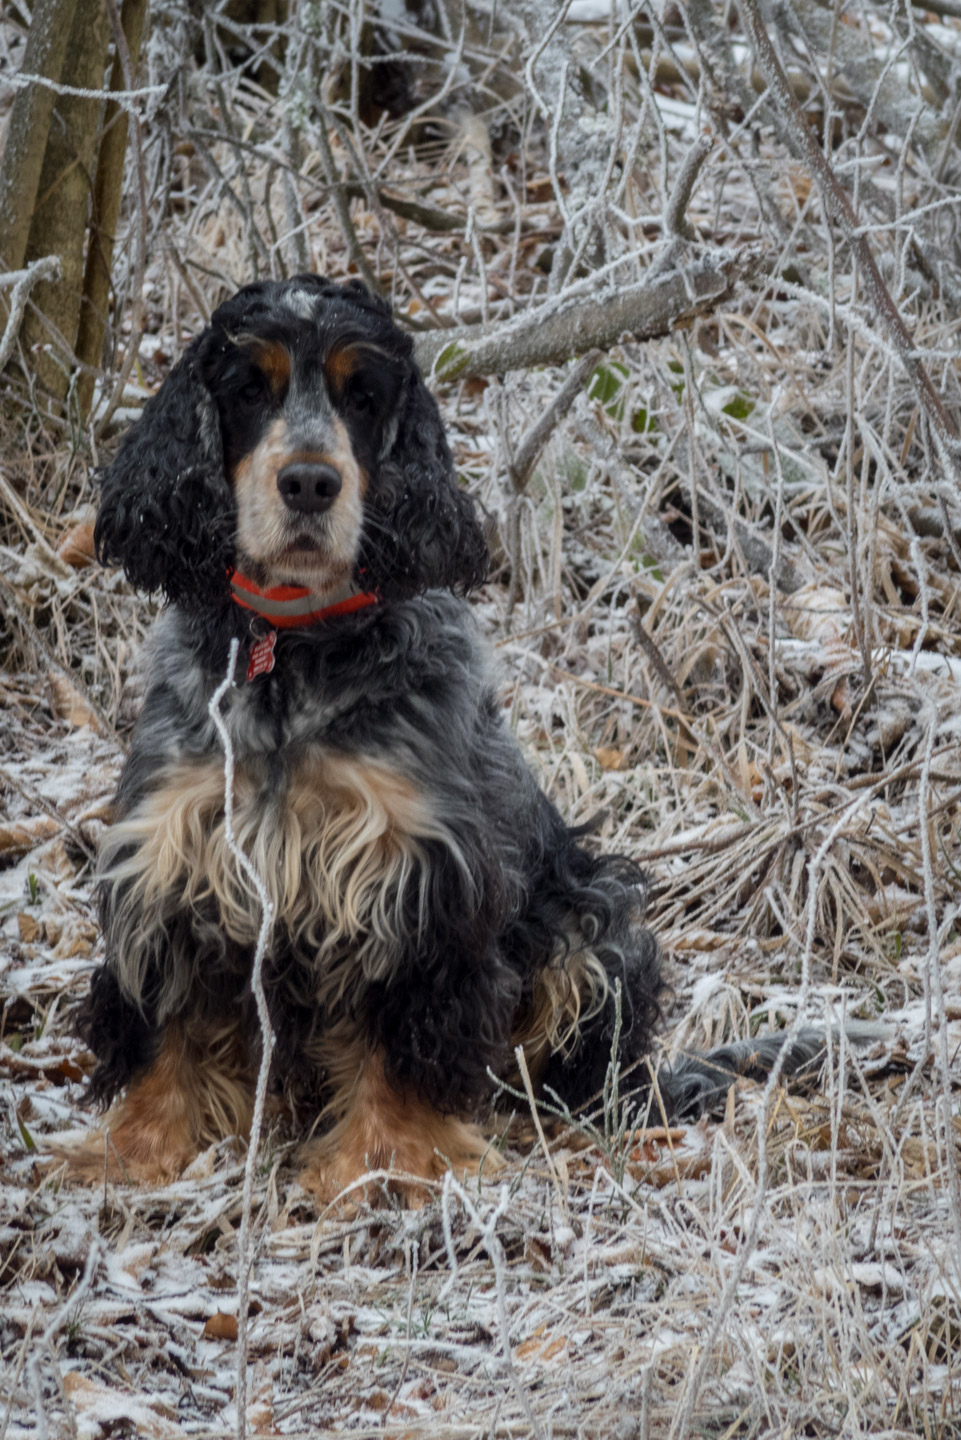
[
  {"left": 1, "top": 1048, "right": 85, "bottom": 1084},
  {"left": 47, "top": 675, "right": 98, "bottom": 729},
  {"left": 17, "top": 912, "right": 41, "bottom": 943},
  {"left": 516, "top": 1330, "right": 568, "bottom": 1361},
  {"left": 204, "top": 1311, "right": 239, "bottom": 1340},
  {"left": 594, "top": 745, "right": 627, "bottom": 771},
  {"left": 0, "top": 817, "right": 60, "bottom": 858},
  {"left": 62, "top": 1373, "right": 182, "bottom": 1437},
  {"left": 56, "top": 520, "right": 96, "bottom": 568},
  {"left": 0, "top": 817, "right": 59, "bottom": 857},
  {"left": 51, "top": 918, "right": 97, "bottom": 959}
]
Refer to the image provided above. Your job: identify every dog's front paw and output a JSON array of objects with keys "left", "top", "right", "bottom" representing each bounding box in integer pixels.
[
  {"left": 45, "top": 1120, "right": 198, "bottom": 1186},
  {"left": 300, "top": 1071, "right": 495, "bottom": 1211}
]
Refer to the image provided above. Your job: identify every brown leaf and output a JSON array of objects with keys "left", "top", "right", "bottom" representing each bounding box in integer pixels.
[
  {"left": 17, "top": 912, "right": 41, "bottom": 943},
  {"left": 56, "top": 520, "right": 96, "bottom": 569},
  {"left": 516, "top": 1330, "right": 568, "bottom": 1361},
  {"left": 48, "top": 675, "right": 98, "bottom": 729},
  {"left": 62, "top": 1374, "right": 182, "bottom": 1437},
  {"left": 204, "top": 1311, "right": 239, "bottom": 1341},
  {"left": 0, "top": 817, "right": 59, "bottom": 857},
  {"left": 594, "top": 745, "right": 627, "bottom": 772}
]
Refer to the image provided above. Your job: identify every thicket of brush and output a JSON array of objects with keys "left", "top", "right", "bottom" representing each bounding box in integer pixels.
[{"left": 1, "top": 2, "right": 960, "bottom": 1436}]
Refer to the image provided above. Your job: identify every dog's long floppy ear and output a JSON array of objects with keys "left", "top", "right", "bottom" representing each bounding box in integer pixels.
[
  {"left": 94, "top": 344, "right": 235, "bottom": 605},
  {"left": 359, "top": 355, "right": 490, "bottom": 601}
]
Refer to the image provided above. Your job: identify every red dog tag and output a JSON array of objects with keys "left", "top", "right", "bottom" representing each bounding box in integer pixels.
[{"left": 246, "top": 629, "right": 277, "bottom": 681}]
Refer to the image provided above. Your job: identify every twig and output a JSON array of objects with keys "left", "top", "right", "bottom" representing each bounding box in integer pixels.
[
  {"left": 0, "top": 1303, "right": 40, "bottom": 1440},
  {"left": 664, "top": 134, "right": 713, "bottom": 240},
  {"left": 415, "top": 248, "right": 763, "bottom": 381},
  {"left": 92, "top": 0, "right": 150, "bottom": 439},
  {"left": 917, "top": 702, "right": 961, "bottom": 1260},
  {"left": 440, "top": 1177, "right": 546, "bottom": 1440},
  {"left": 509, "top": 350, "right": 601, "bottom": 493},
  {"left": 315, "top": 98, "right": 381, "bottom": 296},
  {"left": 3, "top": 71, "right": 163, "bottom": 106},
  {"left": 669, "top": 794, "right": 870, "bottom": 1440},
  {"left": 208, "top": 641, "right": 276, "bottom": 1440},
  {"left": 0, "top": 572, "right": 119, "bottom": 742},
  {"left": 736, "top": 0, "right": 961, "bottom": 485},
  {"left": 513, "top": 1045, "right": 566, "bottom": 1211},
  {"left": 26, "top": 1241, "right": 101, "bottom": 1440},
  {"left": 0, "top": 257, "right": 61, "bottom": 369}
]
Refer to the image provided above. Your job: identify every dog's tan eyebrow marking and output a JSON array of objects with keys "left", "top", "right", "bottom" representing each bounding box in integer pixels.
[
  {"left": 323, "top": 341, "right": 364, "bottom": 396},
  {"left": 246, "top": 339, "right": 291, "bottom": 396},
  {"left": 324, "top": 339, "right": 387, "bottom": 398}
]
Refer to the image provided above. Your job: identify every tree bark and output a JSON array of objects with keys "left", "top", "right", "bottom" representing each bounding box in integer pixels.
[
  {"left": 74, "top": 0, "right": 149, "bottom": 417},
  {"left": 20, "top": 0, "right": 111, "bottom": 405},
  {"left": 414, "top": 248, "right": 762, "bottom": 382},
  {"left": 0, "top": 0, "right": 82, "bottom": 275}
]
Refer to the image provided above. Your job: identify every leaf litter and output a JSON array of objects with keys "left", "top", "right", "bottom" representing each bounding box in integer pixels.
[{"left": 2, "top": 1, "right": 961, "bottom": 1435}]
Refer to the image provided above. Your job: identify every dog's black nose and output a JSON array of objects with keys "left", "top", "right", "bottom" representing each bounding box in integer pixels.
[{"left": 277, "top": 462, "right": 343, "bottom": 513}]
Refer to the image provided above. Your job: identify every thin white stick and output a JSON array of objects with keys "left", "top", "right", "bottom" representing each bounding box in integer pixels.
[
  {"left": 0, "top": 257, "right": 61, "bottom": 371},
  {"left": 26, "top": 1241, "right": 100, "bottom": 1440},
  {"left": 917, "top": 701, "right": 961, "bottom": 1263},
  {"left": 5, "top": 71, "right": 165, "bottom": 108},
  {"left": 439, "top": 1175, "right": 545, "bottom": 1440},
  {"left": 208, "top": 640, "right": 276, "bottom": 1440}
]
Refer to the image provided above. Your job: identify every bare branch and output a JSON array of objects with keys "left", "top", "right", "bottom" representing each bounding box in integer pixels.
[
  {"left": 664, "top": 134, "right": 714, "bottom": 240},
  {"left": 509, "top": 349, "right": 601, "bottom": 492},
  {"left": 416, "top": 247, "right": 763, "bottom": 381},
  {"left": 737, "top": 0, "right": 961, "bottom": 481}
]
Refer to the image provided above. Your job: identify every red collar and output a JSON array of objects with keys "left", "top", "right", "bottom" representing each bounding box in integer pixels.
[{"left": 230, "top": 571, "right": 379, "bottom": 629}]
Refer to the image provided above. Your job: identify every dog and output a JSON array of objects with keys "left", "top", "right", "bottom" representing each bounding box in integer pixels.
[{"left": 67, "top": 274, "right": 667, "bottom": 1201}]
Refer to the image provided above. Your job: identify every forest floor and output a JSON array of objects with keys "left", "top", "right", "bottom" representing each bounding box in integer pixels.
[{"left": 2, "top": 2, "right": 961, "bottom": 1437}]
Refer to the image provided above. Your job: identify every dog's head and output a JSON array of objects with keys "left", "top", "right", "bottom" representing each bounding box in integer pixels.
[{"left": 95, "top": 276, "right": 489, "bottom": 606}]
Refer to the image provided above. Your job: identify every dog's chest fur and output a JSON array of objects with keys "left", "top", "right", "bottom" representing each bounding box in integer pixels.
[{"left": 103, "top": 599, "right": 487, "bottom": 1017}]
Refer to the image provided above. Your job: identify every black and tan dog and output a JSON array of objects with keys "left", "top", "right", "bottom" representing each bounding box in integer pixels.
[
  {"left": 65, "top": 275, "right": 857, "bottom": 1201},
  {"left": 66, "top": 275, "right": 662, "bottom": 1200}
]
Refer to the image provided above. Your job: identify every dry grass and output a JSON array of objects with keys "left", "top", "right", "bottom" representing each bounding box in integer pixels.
[{"left": 2, "top": 1, "right": 961, "bottom": 1436}]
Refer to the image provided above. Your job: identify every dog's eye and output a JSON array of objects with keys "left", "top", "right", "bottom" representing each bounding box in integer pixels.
[
  {"left": 344, "top": 381, "right": 377, "bottom": 416},
  {"left": 239, "top": 378, "right": 266, "bottom": 404}
]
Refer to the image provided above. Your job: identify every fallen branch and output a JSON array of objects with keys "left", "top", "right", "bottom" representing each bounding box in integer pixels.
[{"left": 415, "top": 246, "right": 763, "bottom": 381}]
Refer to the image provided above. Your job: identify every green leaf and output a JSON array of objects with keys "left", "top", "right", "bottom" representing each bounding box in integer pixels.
[
  {"left": 721, "top": 392, "right": 755, "bottom": 421},
  {"left": 17, "top": 1112, "right": 36, "bottom": 1152},
  {"left": 588, "top": 361, "right": 629, "bottom": 410},
  {"left": 432, "top": 342, "right": 469, "bottom": 380}
]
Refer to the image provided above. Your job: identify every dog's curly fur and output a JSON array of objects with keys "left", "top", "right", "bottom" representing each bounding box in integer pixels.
[{"left": 72, "top": 275, "right": 665, "bottom": 1199}]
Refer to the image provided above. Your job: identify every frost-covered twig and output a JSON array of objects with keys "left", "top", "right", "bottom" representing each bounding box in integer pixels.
[
  {"left": 92, "top": 0, "right": 150, "bottom": 439},
  {"left": 670, "top": 795, "right": 866, "bottom": 1440},
  {"left": 26, "top": 1240, "right": 100, "bottom": 1440},
  {"left": 513, "top": 1044, "right": 566, "bottom": 1207},
  {"left": 417, "top": 248, "right": 762, "bottom": 381},
  {"left": 4, "top": 71, "right": 164, "bottom": 109},
  {"left": 208, "top": 642, "right": 276, "bottom": 1440},
  {"left": 664, "top": 134, "right": 713, "bottom": 241},
  {"left": 737, "top": 0, "right": 961, "bottom": 483},
  {"left": 440, "top": 1176, "right": 545, "bottom": 1440},
  {"left": 509, "top": 349, "right": 601, "bottom": 493},
  {"left": 917, "top": 701, "right": 961, "bottom": 1265},
  {"left": 0, "top": 257, "right": 61, "bottom": 370}
]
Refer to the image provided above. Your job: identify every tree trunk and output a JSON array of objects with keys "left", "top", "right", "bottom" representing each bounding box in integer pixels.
[
  {"left": 74, "top": 0, "right": 148, "bottom": 418},
  {"left": 20, "top": 0, "right": 111, "bottom": 407},
  {"left": 0, "top": 0, "right": 82, "bottom": 275}
]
